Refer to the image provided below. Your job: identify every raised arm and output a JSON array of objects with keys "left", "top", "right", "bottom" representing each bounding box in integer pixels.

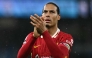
[{"left": 17, "top": 32, "right": 37, "bottom": 58}]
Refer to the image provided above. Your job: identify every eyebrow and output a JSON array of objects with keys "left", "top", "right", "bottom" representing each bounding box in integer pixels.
[
  {"left": 43, "top": 10, "right": 55, "bottom": 12},
  {"left": 43, "top": 10, "right": 55, "bottom": 11}
]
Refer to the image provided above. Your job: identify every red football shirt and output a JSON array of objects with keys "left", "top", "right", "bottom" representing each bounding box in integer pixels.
[{"left": 17, "top": 29, "right": 73, "bottom": 58}]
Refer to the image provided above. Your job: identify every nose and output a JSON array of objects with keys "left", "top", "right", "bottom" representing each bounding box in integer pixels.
[{"left": 46, "top": 12, "right": 50, "bottom": 17}]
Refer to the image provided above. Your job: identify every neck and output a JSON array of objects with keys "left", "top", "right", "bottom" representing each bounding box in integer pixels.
[{"left": 47, "top": 25, "right": 58, "bottom": 36}]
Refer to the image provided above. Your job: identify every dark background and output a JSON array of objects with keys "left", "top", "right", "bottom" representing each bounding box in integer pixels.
[{"left": 0, "top": 0, "right": 92, "bottom": 58}]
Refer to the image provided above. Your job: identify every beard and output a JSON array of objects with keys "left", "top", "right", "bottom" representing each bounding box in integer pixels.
[
  {"left": 46, "top": 24, "right": 51, "bottom": 28},
  {"left": 46, "top": 25, "right": 50, "bottom": 27},
  {"left": 46, "top": 23, "right": 57, "bottom": 29},
  {"left": 46, "top": 24, "right": 54, "bottom": 29}
]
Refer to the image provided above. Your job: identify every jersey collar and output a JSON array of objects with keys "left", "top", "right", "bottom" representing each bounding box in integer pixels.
[{"left": 41, "top": 28, "right": 60, "bottom": 38}]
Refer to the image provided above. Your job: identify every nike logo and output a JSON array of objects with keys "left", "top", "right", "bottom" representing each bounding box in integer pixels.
[{"left": 34, "top": 45, "right": 40, "bottom": 48}]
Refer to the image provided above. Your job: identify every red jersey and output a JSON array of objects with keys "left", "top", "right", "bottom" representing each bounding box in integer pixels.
[{"left": 17, "top": 29, "right": 73, "bottom": 58}]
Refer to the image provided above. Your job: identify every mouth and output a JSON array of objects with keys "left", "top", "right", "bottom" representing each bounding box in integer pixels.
[{"left": 45, "top": 19, "right": 51, "bottom": 23}]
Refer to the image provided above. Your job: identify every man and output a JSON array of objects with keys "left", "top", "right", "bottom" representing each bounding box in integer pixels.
[{"left": 17, "top": 2, "right": 73, "bottom": 58}]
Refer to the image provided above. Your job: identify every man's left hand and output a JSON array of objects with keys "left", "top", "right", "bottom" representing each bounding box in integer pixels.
[{"left": 30, "top": 14, "right": 47, "bottom": 34}]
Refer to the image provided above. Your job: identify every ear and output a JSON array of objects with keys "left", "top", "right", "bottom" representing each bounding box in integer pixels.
[{"left": 57, "top": 14, "right": 61, "bottom": 20}]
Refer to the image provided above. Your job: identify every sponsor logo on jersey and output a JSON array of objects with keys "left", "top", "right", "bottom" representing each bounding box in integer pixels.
[{"left": 34, "top": 45, "right": 40, "bottom": 48}]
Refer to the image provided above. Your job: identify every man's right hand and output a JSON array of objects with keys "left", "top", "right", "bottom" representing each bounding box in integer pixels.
[{"left": 33, "top": 27, "right": 40, "bottom": 38}]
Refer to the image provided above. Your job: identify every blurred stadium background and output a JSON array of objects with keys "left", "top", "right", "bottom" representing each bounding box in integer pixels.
[{"left": 0, "top": 0, "right": 92, "bottom": 58}]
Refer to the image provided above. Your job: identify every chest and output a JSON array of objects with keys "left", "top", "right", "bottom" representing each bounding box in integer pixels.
[{"left": 32, "top": 38, "right": 59, "bottom": 57}]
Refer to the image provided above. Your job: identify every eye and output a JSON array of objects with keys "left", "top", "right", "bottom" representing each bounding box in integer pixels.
[
  {"left": 43, "top": 10, "right": 47, "bottom": 13},
  {"left": 50, "top": 10, "right": 55, "bottom": 13}
]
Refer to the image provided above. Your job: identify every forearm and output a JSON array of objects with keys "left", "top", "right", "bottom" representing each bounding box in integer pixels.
[
  {"left": 17, "top": 34, "right": 37, "bottom": 58},
  {"left": 42, "top": 31, "right": 68, "bottom": 58}
]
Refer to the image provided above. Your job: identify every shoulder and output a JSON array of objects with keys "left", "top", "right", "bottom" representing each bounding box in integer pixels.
[
  {"left": 59, "top": 31, "right": 73, "bottom": 38},
  {"left": 25, "top": 32, "right": 33, "bottom": 40},
  {"left": 27, "top": 32, "right": 33, "bottom": 36},
  {"left": 23, "top": 32, "right": 33, "bottom": 44},
  {"left": 59, "top": 31, "right": 74, "bottom": 46}
]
